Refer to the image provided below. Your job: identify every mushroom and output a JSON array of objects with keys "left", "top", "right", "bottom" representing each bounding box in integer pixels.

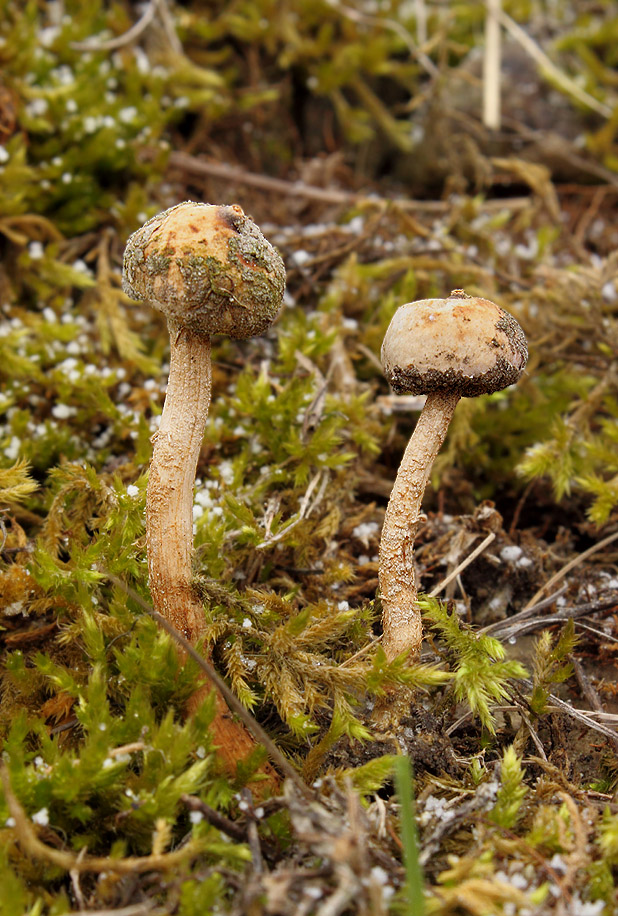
[
  {"left": 378, "top": 290, "right": 527, "bottom": 664},
  {"left": 122, "top": 201, "right": 285, "bottom": 766}
]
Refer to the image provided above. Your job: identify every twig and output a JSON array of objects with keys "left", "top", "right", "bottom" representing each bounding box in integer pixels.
[
  {"left": 71, "top": 0, "right": 182, "bottom": 54},
  {"left": 496, "top": 10, "right": 612, "bottom": 118},
  {"left": 520, "top": 530, "right": 618, "bottom": 613},
  {"left": 485, "top": 600, "right": 617, "bottom": 641},
  {"left": 70, "top": 848, "right": 87, "bottom": 909},
  {"left": 483, "top": 0, "right": 502, "bottom": 130},
  {"left": 571, "top": 656, "right": 618, "bottom": 755},
  {"left": 509, "top": 695, "right": 548, "bottom": 759},
  {"left": 446, "top": 686, "right": 618, "bottom": 745},
  {"left": 72, "top": 907, "right": 165, "bottom": 916},
  {"left": 574, "top": 622, "right": 618, "bottom": 644},
  {"left": 108, "top": 742, "right": 146, "bottom": 757},
  {"left": 71, "top": 1, "right": 157, "bottom": 51},
  {"left": 240, "top": 789, "right": 264, "bottom": 876},
  {"left": 428, "top": 532, "right": 496, "bottom": 598},
  {"left": 336, "top": 2, "right": 438, "bottom": 78},
  {"left": 168, "top": 152, "right": 533, "bottom": 213},
  {"left": 339, "top": 635, "right": 382, "bottom": 669},
  {"left": 543, "top": 692, "right": 618, "bottom": 743},
  {"left": 107, "top": 576, "right": 312, "bottom": 798},
  {"left": 481, "top": 584, "right": 569, "bottom": 635},
  {"left": 181, "top": 794, "right": 246, "bottom": 843},
  {"left": 520, "top": 711, "right": 547, "bottom": 760},
  {"left": 0, "top": 765, "right": 203, "bottom": 874},
  {"left": 255, "top": 471, "right": 327, "bottom": 549}
]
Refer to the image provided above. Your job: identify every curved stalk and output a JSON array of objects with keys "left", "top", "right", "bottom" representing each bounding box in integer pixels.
[{"left": 379, "top": 389, "right": 461, "bottom": 661}]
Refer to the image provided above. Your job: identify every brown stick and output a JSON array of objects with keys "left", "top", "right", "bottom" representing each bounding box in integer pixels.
[
  {"left": 168, "top": 152, "right": 533, "bottom": 213},
  {"left": 0, "top": 765, "right": 202, "bottom": 874}
]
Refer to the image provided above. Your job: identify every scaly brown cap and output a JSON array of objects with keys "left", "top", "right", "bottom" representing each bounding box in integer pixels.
[
  {"left": 122, "top": 201, "right": 286, "bottom": 338},
  {"left": 381, "top": 290, "right": 527, "bottom": 397}
]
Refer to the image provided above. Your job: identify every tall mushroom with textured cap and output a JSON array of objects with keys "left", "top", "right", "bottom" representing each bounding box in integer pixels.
[
  {"left": 122, "top": 201, "right": 285, "bottom": 766},
  {"left": 379, "top": 289, "right": 527, "bottom": 667}
]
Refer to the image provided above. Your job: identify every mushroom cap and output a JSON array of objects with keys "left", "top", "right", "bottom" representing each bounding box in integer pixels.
[
  {"left": 381, "top": 290, "right": 528, "bottom": 397},
  {"left": 122, "top": 201, "right": 286, "bottom": 339}
]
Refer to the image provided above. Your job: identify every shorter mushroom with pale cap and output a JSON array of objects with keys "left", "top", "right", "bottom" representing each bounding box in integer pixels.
[{"left": 378, "top": 289, "right": 528, "bottom": 664}]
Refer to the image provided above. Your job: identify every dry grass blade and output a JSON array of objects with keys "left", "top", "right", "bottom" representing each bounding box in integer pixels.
[
  {"left": 168, "top": 153, "right": 532, "bottom": 213},
  {"left": 520, "top": 530, "right": 618, "bottom": 613},
  {"left": 429, "top": 532, "right": 496, "bottom": 598},
  {"left": 497, "top": 9, "right": 612, "bottom": 118}
]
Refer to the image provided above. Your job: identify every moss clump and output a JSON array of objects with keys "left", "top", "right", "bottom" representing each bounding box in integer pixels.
[{"left": 1, "top": 0, "right": 618, "bottom": 912}]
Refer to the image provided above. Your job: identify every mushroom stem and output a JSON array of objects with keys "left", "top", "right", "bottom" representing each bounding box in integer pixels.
[
  {"left": 147, "top": 321, "right": 278, "bottom": 780},
  {"left": 147, "top": 320, "right": 212, "bottom": 642},
  {"left": 379, "top": 389, "right": 461, "bottom": 661}
]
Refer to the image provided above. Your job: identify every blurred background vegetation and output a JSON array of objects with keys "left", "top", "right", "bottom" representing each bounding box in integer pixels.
[{"left": 1, "top": 1, "right": 618, "bottom": 913}]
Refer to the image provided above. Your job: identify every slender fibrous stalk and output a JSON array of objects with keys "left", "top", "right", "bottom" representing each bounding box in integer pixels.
[
  {"left": 379, "top": 390, "right": 460, "bottom": 662},
  {"left": 147, "top": 321, "right": 211, "bottom": 642},
  {"left": 147, "top": 320, "right": 276, "bottom": 776}
]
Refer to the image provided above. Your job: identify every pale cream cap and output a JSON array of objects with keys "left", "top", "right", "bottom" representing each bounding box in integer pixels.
[{"left": 381, "top": 290, "right": 527, "bottom": 397}]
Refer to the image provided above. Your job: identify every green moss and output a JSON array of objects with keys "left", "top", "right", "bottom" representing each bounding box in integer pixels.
[{"left": 1, "top": 0, "right": 618, "bottom": 911}]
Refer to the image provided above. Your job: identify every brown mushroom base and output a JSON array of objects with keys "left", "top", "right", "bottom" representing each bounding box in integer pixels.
[
  {"left": 374, "top": 390, "right": 460, "bottom": 727},
  {"left": 146, "top": 323, "right": 278, "bottom": 786}
]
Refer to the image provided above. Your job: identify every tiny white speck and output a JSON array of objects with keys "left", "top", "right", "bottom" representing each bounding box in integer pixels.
[
  {"left": 4, "top": 436, "right": 21, "bottom": 461},
  {"left": 119, "top": 106, "right": 138, "bottom": 123},
  {"left": 52, "top": 404, "right": 76, "bottom": 419},
  {"left": 27, "top": 97, "right": 49, "bottom": 117},
  {"left": 189, "top": 810, "right": 203, "bottom": 824},
  {"left": 32, "top": 808, "right": 49, "bottom": 826},
  {"left": 127, "top": 485, "right": 139, "bottom": 497},
  {"left": 292, "top": 249, "right": 311, "bottom": 267},
  {"left": 500, "top": 545, "right": 523, "bottom": 563},
  {"left": 72, "top": 259, "right": 91, "bottom": 275}
]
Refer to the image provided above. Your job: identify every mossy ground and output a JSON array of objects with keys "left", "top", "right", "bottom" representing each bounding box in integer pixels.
[{"left": 1, "top": 2, "right": 618, "bottom": 914}]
